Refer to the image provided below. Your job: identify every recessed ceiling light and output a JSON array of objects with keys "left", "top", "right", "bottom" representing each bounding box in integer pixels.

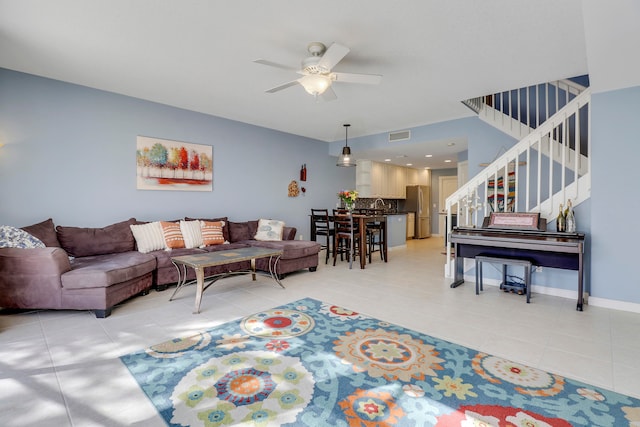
[
  {"left": 406, "top": 163, "right": 412, "bottom": 166},
  {"left": 425, "top": 154, "right": 433, "bottom": 158},
  {"left": 444, "top": 159, "right": 452, "bottom": 163},
  {"left": 447, "top": 142, "right": 455, "bottom": 146},
  {"left": 384, "top": 158, "right": 391, "bottom": 162}
]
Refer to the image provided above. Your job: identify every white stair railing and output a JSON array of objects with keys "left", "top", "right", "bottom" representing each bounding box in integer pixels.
[
  {"left": 445, "top": 88, "right": 591, "bottom": 277},
  {"left": 464, "top": 79, "right": 588, "bottom": 140}
]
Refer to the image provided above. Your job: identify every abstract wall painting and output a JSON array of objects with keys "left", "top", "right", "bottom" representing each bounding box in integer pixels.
[{"left": 136, "top": 136, "right": 213, "bottom": 192}]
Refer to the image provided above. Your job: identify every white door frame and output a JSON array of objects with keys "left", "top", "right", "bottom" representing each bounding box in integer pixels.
[{"left": 438, "top": 175, "right": 458, "bottom": 235}]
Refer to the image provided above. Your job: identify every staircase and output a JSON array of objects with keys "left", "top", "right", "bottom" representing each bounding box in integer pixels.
[{"left": 445, "top": 79, "right": 591, "bottom": 276}]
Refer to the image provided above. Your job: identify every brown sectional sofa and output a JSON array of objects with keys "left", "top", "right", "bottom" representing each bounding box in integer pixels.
[{"left": 0, "top": 217, "right": 320, "bottom": 318}]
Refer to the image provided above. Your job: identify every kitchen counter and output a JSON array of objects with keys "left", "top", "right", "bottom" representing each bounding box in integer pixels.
[{"left": 385, "top": 213, "right": 407, "bottom": 247}]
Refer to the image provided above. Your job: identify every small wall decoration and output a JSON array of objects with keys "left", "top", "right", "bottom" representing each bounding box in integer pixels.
[
  {"left": 288, "top": 180, "right": 300, "bottom": 197},
  {"left": 136, "top": 136, "right": 213, "bottom": 191}
]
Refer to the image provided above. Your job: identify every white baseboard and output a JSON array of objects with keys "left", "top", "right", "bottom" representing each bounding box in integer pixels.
[
  {"left": 464, "top": 274, "right": 640, "bottom": 314},
  {"left": 388, "top": 244, "right": 407, "bottom": 250},
  {"left": 587, "top": 297, "right": 640, "bottom": 314}
]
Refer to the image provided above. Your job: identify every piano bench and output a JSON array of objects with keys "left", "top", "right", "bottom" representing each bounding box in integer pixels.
[{"left": 475, "top": 255, "right": 532, "bottom": 303}]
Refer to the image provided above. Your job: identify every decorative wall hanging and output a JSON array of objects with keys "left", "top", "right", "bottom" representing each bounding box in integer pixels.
[
  {"left": 288, "top": 180, "right": 300, "bottom": 197},
  {"left": 136, "top": 136, "right": 213, "bottom": 191},
  {"left": 487, "top": 171, "right": 515, "bottom": 212},
  {"left": 300, "top": 164, "right": 307, "bottom": 181}
]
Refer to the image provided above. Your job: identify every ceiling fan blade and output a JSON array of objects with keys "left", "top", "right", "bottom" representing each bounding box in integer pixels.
[
  {"left": 317, "top": 43, "right": 350, "bottom": 71},
  {"left": 265, "top": 80, "right": 300, "bottom": 93},
  {"left": 254, "top": 59, "right": 298, "bottom": 72},
  {"left": 319, "top": 86, "right": 337, "bottom": 102},
  {"left": 332, "top": 72, "right": 382, "bottom": 85}
]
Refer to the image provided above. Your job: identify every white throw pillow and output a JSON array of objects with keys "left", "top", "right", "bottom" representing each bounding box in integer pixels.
[
  {"left": 180, "top": 220, "right": 204, "bottom": 248},
  {"left": 254, "top": 219, "right": 285, "bottom": 241},
  {"left": 130, "top": 222, "right": 166, "bottom": 253}
]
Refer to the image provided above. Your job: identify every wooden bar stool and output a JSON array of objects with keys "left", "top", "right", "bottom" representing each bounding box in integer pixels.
[{"left": 310, "top": 208, "right": 335, "bottom": 264}]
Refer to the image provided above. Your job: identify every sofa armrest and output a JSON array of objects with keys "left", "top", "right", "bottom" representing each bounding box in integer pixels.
[
  {"left": 0, "top": 247, "right": 72, "bottom": 275},
  {"left": 0, "top": 247, "right": 72, "bottom": 309},
  {"left": 283, "top": 227, "right": 297, "bottom": 240}
]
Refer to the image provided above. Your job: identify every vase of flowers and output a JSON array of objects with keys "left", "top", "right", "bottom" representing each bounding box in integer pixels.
[{"left": 337, "top": 189, "right": 358, "bottom": 212}]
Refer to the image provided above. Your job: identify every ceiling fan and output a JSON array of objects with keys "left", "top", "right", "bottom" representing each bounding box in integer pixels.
[{"left": 254, "top": 42, "right": 382, "bottom": 101}]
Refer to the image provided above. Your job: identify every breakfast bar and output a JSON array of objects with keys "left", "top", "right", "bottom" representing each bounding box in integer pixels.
[{"left": 310, "top": 212, "right": 388, "bottom": 269}]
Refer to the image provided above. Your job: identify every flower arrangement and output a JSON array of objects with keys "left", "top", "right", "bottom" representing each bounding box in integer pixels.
[{"left": 337, "top": 189, "right": 358, "bottom": 210}]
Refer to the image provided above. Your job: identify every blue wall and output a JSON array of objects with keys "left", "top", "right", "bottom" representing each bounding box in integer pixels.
[
  {"left": 590, "top": 86, "right": 640, "bottom": 303},
  {"left": 0, "top": 69, "right": 354, "bottom": 239},
  {"left": 2, "top": 68, "right": 639, "bottom": 305}
]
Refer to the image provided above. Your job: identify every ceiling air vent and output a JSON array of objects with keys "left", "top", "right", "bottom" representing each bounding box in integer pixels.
[{"left": 388, "top": 130, "right": 411, "bottom": 142}]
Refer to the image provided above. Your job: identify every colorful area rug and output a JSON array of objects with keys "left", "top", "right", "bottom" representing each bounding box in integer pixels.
[{"left": 121, "top": 298, "right": 640, "bottom": 426}]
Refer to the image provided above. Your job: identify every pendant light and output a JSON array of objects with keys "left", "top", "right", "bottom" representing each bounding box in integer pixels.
[{"left": 337, "top": 123, "right": 356, "bottom": 167}]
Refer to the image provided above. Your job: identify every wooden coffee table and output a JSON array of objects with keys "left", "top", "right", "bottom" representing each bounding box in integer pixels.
[{"left": 169, "top": 247, "right": 284, "bottom": 313}]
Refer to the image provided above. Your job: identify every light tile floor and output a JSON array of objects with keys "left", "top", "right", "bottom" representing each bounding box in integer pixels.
[{"left": 1, "top": 237, "right": 639, "bottom": 426}]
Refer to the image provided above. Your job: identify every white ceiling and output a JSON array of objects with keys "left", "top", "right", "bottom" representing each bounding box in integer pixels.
[{"left": 0, "top": 0, "right": 593, "bottom": 169}]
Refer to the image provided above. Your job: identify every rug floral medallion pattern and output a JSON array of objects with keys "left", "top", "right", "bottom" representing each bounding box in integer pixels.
[{"left": 121, "top": 298, "right": 640, "bottom": 426}]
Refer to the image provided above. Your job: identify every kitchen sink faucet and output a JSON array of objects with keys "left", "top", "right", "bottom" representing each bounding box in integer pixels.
[{"left": 374, "top": 198, "right": 386, "bottom": 210}]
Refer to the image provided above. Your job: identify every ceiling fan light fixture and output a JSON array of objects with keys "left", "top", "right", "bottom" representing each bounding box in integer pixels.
[
  {"left": 300, "top": 74, "right": 331, "bottom": 96},
  {"left": 337, "top": 124, "right": 356, "bottom": 167}
]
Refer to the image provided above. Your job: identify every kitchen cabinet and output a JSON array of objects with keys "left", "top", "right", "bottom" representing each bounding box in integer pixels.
[
  {"left": 406, "top": 212, "right": 415, "bottom": 238},
  {"left": 389, "top": 164, "right": 406, "bottom": 198},
  {"left": 355, "top": 160, "right": 372, "bottom": 197},
  {"left": 407, "top": 168, "right": 418, "bottom": 186},
  {"left": 356, "top": 160, "right": 410, "bottom": 199}
]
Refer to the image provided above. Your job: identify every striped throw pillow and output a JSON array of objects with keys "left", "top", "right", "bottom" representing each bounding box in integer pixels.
[
  {"left": 160, "top": 221, "right": 185, "bottom": 250},
  {"left": 130, "top": 222, "right": 166, "bottom": 253},
  {"left": 180, "top": 220, "right": 204, "bottom": 248},
  {"left": 201, "top": 220, "right": 225, "bottom": 246}
]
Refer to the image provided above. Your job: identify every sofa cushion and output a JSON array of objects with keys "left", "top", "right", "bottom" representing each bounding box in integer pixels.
[
  {"left": 254, "top": 219, "right": 285, "bottom": 241},
  {"left": 200, "top": 242, "right": 250, "bottom": 254},
  {"left": 249, "top": 240, "right": 321, "bottom": 259},
  {"left": 282, "top": 227, "right": 296, "bottom": 241},
  {"left": 21, "top": 218, "right": 61, "bottom": 247},
  {"left": 130, "top": 222, "right": 166, "bottom": 253},
  {"left": 201, "top": 221, "right": 225, "bottom": 246},
  {"left": 61, "top": 251, "right": 156, "bottom": 290},
  {"left": 57, "top": 218, "right": 137, "bottom": 258},
  {"left": 0, "top": 225, "right": 45, "bottom": 249},
  {"left": 185, "top": 216, "right": 229, "bottom": 241},
  {"left": 248, "top": 220, "right": 259, "bottom": 238},
  {"left": 160, "top": 221, "right": 185, "bottom": 249},
  {"left": 151, "top": 247, "right": 207, "bottom": 270},
  {"left": 228, "top": 221, "right": 251, "bottom": 242},
  {"left": 180, "top": 220, "right": 204, "bottom": 248}
]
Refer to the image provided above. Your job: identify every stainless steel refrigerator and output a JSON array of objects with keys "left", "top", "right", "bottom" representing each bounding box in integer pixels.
[{"left": 400, "top": 185, "right": 431, "bottom": 238}]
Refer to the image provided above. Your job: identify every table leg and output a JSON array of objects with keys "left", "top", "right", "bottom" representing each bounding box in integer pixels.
[
  {"left": 359, "top": 217, "right": 366, "bottom": 269},
  {"left": 169, "top": 262, "right": 187, "bottom": 301},
  {"left": 348, "top": 214, "right": 353, "bottom": 270},
  {"left": 251, "top": 258, "right": 257, "bottom": 281},
  {"left": 267, "top": 254, "right": 285, "bottom": 288},
  {"left": 577, "top": 245, "right": 584, "bottom": 311},
  {"left": 450, "top": 243, "right": 464, "bottom": 288},
  {"left": 382, "top": 218, "right": 388, "bottom": 262},
  {"left": 310, "top": 216, "right": 316, "bottom": 241},
  {"left": 193, "top": 267, "right": 205, "bottom": 314}
]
